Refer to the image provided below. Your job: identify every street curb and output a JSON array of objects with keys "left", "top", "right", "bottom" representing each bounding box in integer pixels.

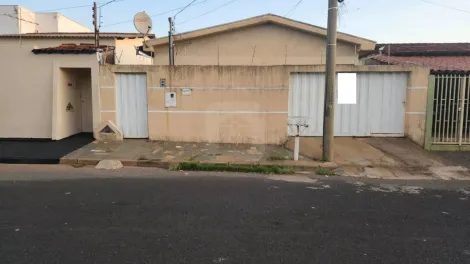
[
  {"left": 61, "top": 158, "right": 338, "bottom": 171},
  {"left": 1, "top": 158, "right": 61, "bottom": 164}
]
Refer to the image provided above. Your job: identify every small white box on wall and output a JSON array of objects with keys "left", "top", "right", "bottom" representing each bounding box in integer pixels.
[
  {"left": 182, "top": 88, "right": 192, "bottom": 96},
  {"left": 165, "top": 92, "right": 177, "bottom": 107}
]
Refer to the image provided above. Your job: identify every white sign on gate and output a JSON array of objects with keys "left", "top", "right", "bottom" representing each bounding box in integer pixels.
[{"left": 338, "top": 73, "right": 357, "bottom": 104}]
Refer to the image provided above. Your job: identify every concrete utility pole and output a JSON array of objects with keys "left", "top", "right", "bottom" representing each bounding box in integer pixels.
[
  {"left": 322, "top": 0, "right": 341, "bottom": 162},
  {"left": 168, "top": 17, "right": 174, "bottom": 65},
  {"left": 92, "top": 2, "right": 99, "bottom": 49}
]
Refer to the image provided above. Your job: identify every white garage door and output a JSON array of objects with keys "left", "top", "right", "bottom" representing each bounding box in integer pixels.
[
  {"left": 288, "top": 72, "right": 407, "bottom": 137},
  {"left": 116, "top": 73, "right": 149, "bottom": 138}
]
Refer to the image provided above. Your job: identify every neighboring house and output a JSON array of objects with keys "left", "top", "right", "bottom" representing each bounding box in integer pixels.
[
  {"left": 145, "top": 14, "right": 376, "bottom": 66},
  {"left": 0, "top": 5, "right": 91, "bottom": 34},
  {"left": 0, "top": 33, "right": 154, "bottom": 140},
  {"left": 362, "top": 43, "right": 470, "bottom": 151},
  {"left": 362, "top": 43, "right": 470, "bottom": 72}
]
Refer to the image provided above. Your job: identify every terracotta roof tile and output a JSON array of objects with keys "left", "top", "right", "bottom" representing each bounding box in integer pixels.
[
  {"left": 370, "top": 55, "right": 470, "bottom": 71},
  {"left": 375, "top": 43, "right": 470, "bottom": 56},
  {"left": 31, "top": 43, "right": 109, "bottom": 54}
]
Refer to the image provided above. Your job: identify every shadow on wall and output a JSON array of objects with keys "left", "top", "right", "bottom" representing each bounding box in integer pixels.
[{"left": 55, "top": 68, "right": 93, "bottom": 140}]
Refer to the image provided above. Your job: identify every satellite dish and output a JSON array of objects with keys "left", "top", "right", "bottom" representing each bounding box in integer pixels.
[{"left": 134, "top": 12, "right": 152, "bottom": 35}]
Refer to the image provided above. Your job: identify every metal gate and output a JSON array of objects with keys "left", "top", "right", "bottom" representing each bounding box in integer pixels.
[
  {"left": 115, "top": 73, "right": 149, "bottom": 138},
  {"left": 429, "top": 74, "right": 470, "bottom": 146},
  {"left": 288, "top": 72, "right": 407, "bottom": 136}
]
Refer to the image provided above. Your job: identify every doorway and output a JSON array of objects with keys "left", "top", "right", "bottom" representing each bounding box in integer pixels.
[
  {"left": 54, "top": 68, "right": 93, "bottom": 140},
  {"left": 115, "top": 73, "right": 149, "bottom": 138}
]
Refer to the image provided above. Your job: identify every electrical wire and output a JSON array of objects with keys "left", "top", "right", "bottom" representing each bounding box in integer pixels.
[
  {"left": 99, "top": 0, "right": 124, "bottom": 29},
  {"left": 285, "top": 0, "right": 303, "bottom": 17},
  {"left": 174, "top": 0, "right": 198, "bottom": 19},
  {"left": 418, "top": 0, "right": 470, "bottom": 14},
  {"left": 1, "top": 13, "right": 38, "bottom": 25},
  {"left": 101, "top": 0, "right": 209, "bottom": 27},
  {"left": 38, "top": 4, "right": 93, "bottom": 12},
  {"left": 177, "top": 0, "right": 240, "bottom": 25}
]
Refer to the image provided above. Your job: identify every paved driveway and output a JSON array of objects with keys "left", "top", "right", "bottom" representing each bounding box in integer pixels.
[{"left": 0, "top": 133, "right": 94, "bottom": 164}]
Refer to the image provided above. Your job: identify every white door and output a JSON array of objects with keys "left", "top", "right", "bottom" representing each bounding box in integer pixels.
[
  {"left": 116, "top": 73, "right": 149, "bottom": 138},
  {"left": 80, "top": 78, "right": 93, "bottom": 132},
  {"left": 367, "top": 73, "right": 407, "bottom": 135},
  {"left": 288, "top": 72, "right": 407, "bottom": 137}
]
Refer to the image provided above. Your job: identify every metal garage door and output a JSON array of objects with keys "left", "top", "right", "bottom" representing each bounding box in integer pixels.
[
  {"left": 116, "top": 73, "right": 149, "bottom": 138},
  {"left": 288, "top": 72, "right": 407, "bottom": 137}
]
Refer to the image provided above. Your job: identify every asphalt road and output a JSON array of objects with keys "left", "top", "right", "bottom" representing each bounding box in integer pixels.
[{"left": 0, "top": 165, "right": 469, "bottom": 264}]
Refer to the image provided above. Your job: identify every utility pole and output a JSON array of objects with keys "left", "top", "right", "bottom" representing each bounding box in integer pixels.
[
  {"left": 92, "top": 2, "right": 99, "bottom": 49},
  {"left": 168, "top": 17, "right": 174, "bottom": 65},
  {"left": 322, "top": 0, "right": 341, "bottom": 161}
]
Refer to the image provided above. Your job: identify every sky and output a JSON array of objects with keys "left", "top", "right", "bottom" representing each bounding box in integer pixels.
[{"left": 4, "top": 0, "right": 470, "bottom": 43}]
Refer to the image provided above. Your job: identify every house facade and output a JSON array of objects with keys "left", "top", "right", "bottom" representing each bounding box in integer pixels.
[
  {"left": 145, "top": 14, "right": 376, "bottom": 66},
  {"left": 96, "top": 64, "right": 430, "bottom": 147},
  {"left": 0, "top": 14, "right": 436, "bottom": 151},
  {"left": 363, "top": 43, "right": 470, "bottom": 151},
  {"left": 0, "top": 33, "right": 153, "bottom": 140}
]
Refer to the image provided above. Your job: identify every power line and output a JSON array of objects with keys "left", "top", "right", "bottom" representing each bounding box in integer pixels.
[
  {"left": 174, "top": 0, "right": 198, "bottom": 19},
  {"left": 38, "top": 4, "right": 93, "bottom": 12},
  {"left": 418, "top": 0, "right": 470, "bottom": 14},
  {"left": 99, "top": 0, "right": 123, "bottom": 8},
  {"left": 1, "top": 13, "right": 38, "bottom": 25},
  {"left": 99, "top": 0, "right": 124, "bottom": 29},
  {"left": 177, "top": 0, "right": 241, "bottom": 25},
  {"left": 102, "top": 0, "right": 209, "bottom": 27},
  {"left": 285, "top": 0, "right": 303, "bottom": 17}
]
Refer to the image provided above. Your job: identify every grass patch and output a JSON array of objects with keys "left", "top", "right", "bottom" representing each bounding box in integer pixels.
[
  {"left": 70, "top": 163, "right": 86, "bottom": 168},
  {"left": 315, "top": 168, "right": 335, "bottom": 176},
  {"left": 267, "top": 154, "right": 288, "bottom": 161},
  {"left": 170, "top": 162, "right": 294, "bottom": 174}
]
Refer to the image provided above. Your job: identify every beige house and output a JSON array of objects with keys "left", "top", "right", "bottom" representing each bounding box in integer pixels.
[
  {"left": 0, "top": 33, "right": 152, "bottom": 140},
  {"left": 0, "top": 15, "right": 433, "bottom": 151},
  {"left": 145, "top": 14, "right": 376, "bottom": 66},
  {"left": 98, "top": 64, "right": 430, "bottom": 147}
]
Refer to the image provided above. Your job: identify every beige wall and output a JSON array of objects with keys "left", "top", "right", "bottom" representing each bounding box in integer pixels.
[
  {"left": 0, "top": 38, "right": 100, "bottom": 139},
  {"left": 153, "top": 24, "right": 359, "bottom": 66},
  {"left": 100, "top": 65, "right": 430, "bottom": 146},
  {"left": 115, "top": 38, "right": 153, "bottom": 65}
]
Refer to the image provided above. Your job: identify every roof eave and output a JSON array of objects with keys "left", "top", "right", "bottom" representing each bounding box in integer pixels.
[{"left": 145, "top": 14, "right": 376, "bottom": 51}]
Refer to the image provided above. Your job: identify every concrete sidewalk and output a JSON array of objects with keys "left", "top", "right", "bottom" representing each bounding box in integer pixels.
[
  {"left": 62, "top": 137, "right": 470, "bottom": 180},
  {"left": 61, "top": 140, "right": 335, "bottom": 171},
  {"left": 286, "top": 137, "right": 470, "bottom": 180}
]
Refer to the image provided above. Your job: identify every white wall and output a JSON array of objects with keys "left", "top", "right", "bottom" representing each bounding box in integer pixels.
[
  {"left": 35, "top": 13, "right": 58, "bottom": 32},
  {"left": 115, "top": 38, "right": 153, "bottom": 65},
  {"left": 57, "top": 14, "right": 91, "bottom": 33},
  {"left": 0, "top": 6, "right": 90, "bottom": 34},
  {"left": 18, "top": 6, "right": 36, "bottom": 33},
  {"left": 0, "top": 6, "right": 38, "bottom": 34},
  {"left": 0, "top": 6, "right": 19, "bottom": 34},
  {"left": 0, "top": 38, "right": 101, "bottom": 139}
]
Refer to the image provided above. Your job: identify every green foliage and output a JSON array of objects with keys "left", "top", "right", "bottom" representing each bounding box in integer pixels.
[
  {"left": 170, "top": 162, "right": 294, "bottom": 174},
  {"left": 315, "top": 168, "right": 335, "bottom": 176}
]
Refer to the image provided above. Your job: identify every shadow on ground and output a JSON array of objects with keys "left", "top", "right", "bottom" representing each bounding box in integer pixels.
[{"left": 0, "top": 133, "right": 94, "bottom": 164}]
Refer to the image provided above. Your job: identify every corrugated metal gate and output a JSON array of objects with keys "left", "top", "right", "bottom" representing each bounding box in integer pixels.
[
  {"left": 288, "top": 72, "right": 407, "bottom": 136},
  {"left": 430, "top": 74, "right": 470, "bottom": 145},
  {"left": 116, "top": 73, "right": 149, "bottom": 138}
]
